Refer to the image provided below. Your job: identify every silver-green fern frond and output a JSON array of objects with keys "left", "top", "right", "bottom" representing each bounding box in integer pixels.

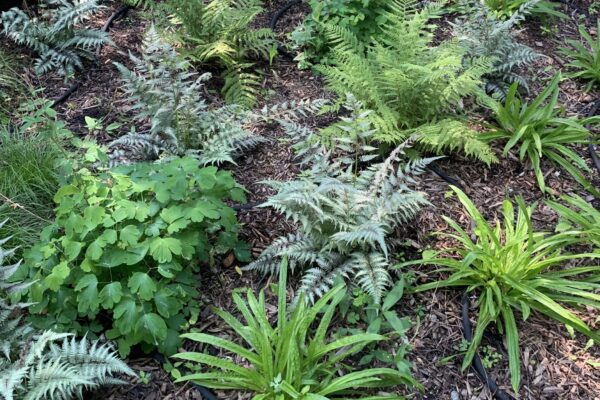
[
  {"left": 110, "top": 26, "right": 264, "bottom": 166},
  {"left": 451, "top": 0, "right": 541, "bottom": 99},
  {"left": 1, "top": 0, "right": 110, "bottom": 79},
  {"left": 111, "top": 26, "right": 328, "bottom": 167},
  {"left": 245, "top": 98, "right": 433, "bottom": 303}
]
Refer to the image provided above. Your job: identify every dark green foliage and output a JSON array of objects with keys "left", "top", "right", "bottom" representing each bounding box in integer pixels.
[
  {"left": 482, "top": 74, "right": 598, "bottom": 195},
  {"left": 1, "top": 0, "right": 110, "bottom": 78},
  {"left": 0, "top": 228, "right": 135, "bottom": 400},
  {"left": 336, "top": 279, "right": 413, "bottom": 375},
  {"left": 160, "top": 0, "right": 276, "bottom": 107},
  {"left": 290, "top": 0, "right": 389, "bottom": 68},
  {"left": 173, "top": 259, "right": 418, "bottom": 398},
  {"left": 316, "top": 1, "right": 496, "bottom": 165},
  {"left": 0, "top": 103, "right": 65, "bottom": 252},
  {"left": 400, "top": 187, "right": 600, "bottom": 391},
  {"left": 23, "top": 156, "right": 250, "bottom": 357},
  {"left": 559, "top": 21, "right": 600, "bottom": 91}
]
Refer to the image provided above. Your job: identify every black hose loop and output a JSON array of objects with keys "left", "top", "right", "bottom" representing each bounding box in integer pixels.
[
  {"left": 269, "top": 0, "right": 302, "bottom": 31},
  {"left": 269, "top": 0, "right": 302, "bottom": 61},
  {"left": 101, "top": 4, "right": 131, "bottom": 33},
  {"left": 150, "top": 352, "right": 219, "bottom": 400},
  {"left": 461, "top": 293, "right": 515, "bottom": 400}
]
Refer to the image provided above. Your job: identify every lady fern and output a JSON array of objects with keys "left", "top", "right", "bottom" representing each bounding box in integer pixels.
[
  {"left": 245, "top": 98, "right": 435, "bottom": 303},
  {"left": 159, "top": 0, "right": 276, "bottom": 107},
  {"left": 1, "top": 0, "right": 110, "bottom": 78},
  {"left": 316, "top": 0, "right": 496, "bottom": 165}
]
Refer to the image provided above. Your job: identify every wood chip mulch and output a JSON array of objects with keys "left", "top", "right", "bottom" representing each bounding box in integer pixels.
[{"left": 13, "top": 0, "right": 600, "bottom": 399}]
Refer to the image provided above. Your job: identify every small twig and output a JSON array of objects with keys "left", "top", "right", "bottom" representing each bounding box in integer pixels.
[{"left": 0, "top": 191, "right": 54, "bottom": 224}]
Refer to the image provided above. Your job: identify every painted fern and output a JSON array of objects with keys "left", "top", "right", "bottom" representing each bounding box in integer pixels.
[
  {"left": 110, "top": 26, "right": 264, "bottom": 166},
  {"left": 245, "top": 98, "right": 436, "bottom": 303},
  {"left": 111, "top": 27, "right": 327, "bottom": 166},
  {"left": 315, "top": 0, "right": 497, "bottom": 165},
  {"left": 451, "top": 0, "right": 541, "bottom": 99},
  {"left": 1, "top": 0, "right": 110, "bottom": 78}
]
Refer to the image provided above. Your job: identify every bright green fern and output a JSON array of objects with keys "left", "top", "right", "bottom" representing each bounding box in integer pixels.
[
  {"left": 159, "top": 0, "right": 276, "bottom": 107},
  {"left": 315, "top": 0, "right": 496, "bottom": 165}
]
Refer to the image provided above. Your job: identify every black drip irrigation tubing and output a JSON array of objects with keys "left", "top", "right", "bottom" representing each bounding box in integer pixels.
[
  {"left": 462, "top": 293, "right": 515, "bottom": 400},
  {"left": 101, "top": 5, "right": 132, "bottom": 37},
  {"left": 427, "top": 163, "right": 464, "bottom": 190},
  {"left": 585, "top": 98, "right": 600, "bottom": 176},
  {"left": 50, "top": 4, "right": 131, "bottom": 109},
  {"left": 269, "top": 0, "right": 302, "bottom": 61}
]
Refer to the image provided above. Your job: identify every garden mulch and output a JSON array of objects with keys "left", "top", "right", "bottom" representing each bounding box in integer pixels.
[{"left": 11, "top": 0, "right": 600, "bottom": 398}]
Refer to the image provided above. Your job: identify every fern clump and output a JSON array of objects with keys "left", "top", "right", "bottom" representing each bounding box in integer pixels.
[
  {"left": 245, "top": 97, "right": 435, "bottom": 303},
  {"left": 112, "top": 27, "right": 327, "bottom": 166},
  {"left": 290, "top": 0, "right": 390, "bottom": 68},
  {"left": 0, "top": 225, "right": 135, "bottom": 400},
  {"left": 111, "top": 27, "right": 265, "bottom": 166},
  {"left": 316, "top": 0, "right": 496, "bottom": 165},
  {"left": 1, "top": 0, "right": 110, "bottom": 78},
  {"left": 451, "top": 0, "right": 541, "bottom": 99},
  {"left": 159, "top": 0, "right": 276, "bottom": 107}
]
